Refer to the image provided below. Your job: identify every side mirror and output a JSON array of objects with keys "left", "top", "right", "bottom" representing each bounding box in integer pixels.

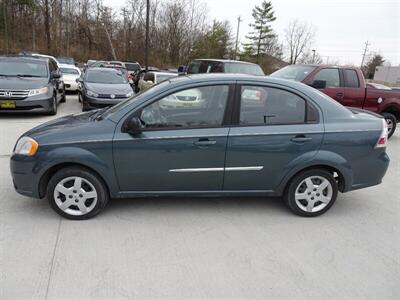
[
  {"left": 75, "top": 77, "right": 83, "bottom": 83},
  {"left": 312, "top": 80, "right": 327, "bottom": 89},
  {"left": 124, "top": 116, "right": 142, "bottom": 135}
]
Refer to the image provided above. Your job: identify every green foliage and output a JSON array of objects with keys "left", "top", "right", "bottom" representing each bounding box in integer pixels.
[
  {"left": 191, "top": 20, "right": 232, "bottom": 59},
  {"left": 365, "top": 54, "right": 385, "bottom": 79},
  {"left": 243, "top": 0, "right": 277, "bottom": 61}
]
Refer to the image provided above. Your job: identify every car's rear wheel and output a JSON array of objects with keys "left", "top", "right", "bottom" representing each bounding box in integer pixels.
[
  {"left": 47, "top": 167, "right": 109, "bottom": 220},
  {"left": 284, "top": 169, "right": 338, "bottom": 217},
  {"left": 382, "top": 112, "right": 396, "bottom": 138}
]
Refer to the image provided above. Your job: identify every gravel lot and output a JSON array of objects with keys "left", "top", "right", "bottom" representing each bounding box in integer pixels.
[{"left": 1, "top": 94, "right": 399, "bottom": 299}]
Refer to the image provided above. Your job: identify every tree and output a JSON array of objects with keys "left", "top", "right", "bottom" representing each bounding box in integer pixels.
[
  {"left": 284, "top": 19, "right": 315, "bottom": 64},
  {"left": 244, "top": 1, "right": 277, "bottom": 63},
  {"left": 365, "top": 54, "right": 385, "bottom": 79},
  {"left": 191, "top": 20, "right": 232, "bottom": 59}
]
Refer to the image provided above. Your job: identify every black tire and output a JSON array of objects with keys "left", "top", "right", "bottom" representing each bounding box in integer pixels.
[
  {"left": 47, "top": 167, "right": 109, "bottom": 220},
  {"left": 60, "top": 88, "right": 66, "bottom": 103},
  {"left": 47, "top": 95, "right": 57, "bottom": 115},
  {"left": 78, "top": 92, "right": 82, "bottom": 103},
  {"left": 382, "top": 112, "right": 397, "bottom": 138},
  {"left": 284, "top": 169, "right": 338, "bottom": 217}
]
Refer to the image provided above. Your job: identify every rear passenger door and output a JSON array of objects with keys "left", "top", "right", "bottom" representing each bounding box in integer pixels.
[
  {"left": 310, "top": 68, "right": 345, "bottom": 104},
  {"left": 223, "top": 83, "right": 324, "bottom": 192},
  {"left": 342, "top": 68, "right": 365, "bottom": 108}
]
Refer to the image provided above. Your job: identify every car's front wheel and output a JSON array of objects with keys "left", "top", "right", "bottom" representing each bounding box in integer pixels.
[
  {"left": 284, "top": 169, "right": 338, "bottom": 217},
  {"left": 47, "top": 95, "right": 57, "bottom": 115},
  {"left": 47, "top": 167, "right": 109, "bottom": 220}
]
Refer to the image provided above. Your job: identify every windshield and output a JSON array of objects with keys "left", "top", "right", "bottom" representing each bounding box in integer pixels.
[
  {"left": 157, "top": 73, "right": 177, "bottom": 83},
  {"left": 61, "top": 67, "right": 80, "bottom": 75},
  {"left": 58, "top": 57, "right": 75, "bottom": 65},
  {"left": 0, "top": 60, "right": 48, "bottom": 77},
  {"left": 271, "top": 65, "right": 316, "bottom": 81},
  {"left": 225, "top": 62, "right": 265, "bottom": 75},
  {"left": 85, "top": 69, "right": 128, "bottom": 84},
  {"left": 125, "top": 63, "right": 141, "bottom": 71}
]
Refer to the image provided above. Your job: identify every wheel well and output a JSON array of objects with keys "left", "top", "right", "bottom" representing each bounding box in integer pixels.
[
  {"left": 383, "top": 106, "right": 400, "bottom": 121},
  {"left": 286, "top": 165, "right": 346, "bottom": 193},
  {"left": 38, "top": 163, "right": 110, "bottom": 199}
]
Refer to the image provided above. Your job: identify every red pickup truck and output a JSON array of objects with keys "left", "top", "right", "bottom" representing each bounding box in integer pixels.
[{"left": 271, "top": 65, "right": 400, "bottom": 137}]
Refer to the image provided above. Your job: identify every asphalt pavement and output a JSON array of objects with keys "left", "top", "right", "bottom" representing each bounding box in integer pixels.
[{"left": 1, "top": 94, "right": 399, "bottom": 299}]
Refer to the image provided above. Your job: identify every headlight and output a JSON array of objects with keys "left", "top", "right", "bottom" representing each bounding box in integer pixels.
[
  {"left": 14, "top": 137, "right": 39, "bottom": 156},
  {"left": 86, "top": 90, "right": 99, "bottom": 97},
  {"left": 126, "top": 91, "right": 134, "bottom": 98},
  {"left": 28, "top": 87, "right": 49, "bottom": 97}
]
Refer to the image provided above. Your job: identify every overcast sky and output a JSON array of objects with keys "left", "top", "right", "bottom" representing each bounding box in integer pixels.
[{"left": 104, "top": 0, "right": 400, "bottom": 65}]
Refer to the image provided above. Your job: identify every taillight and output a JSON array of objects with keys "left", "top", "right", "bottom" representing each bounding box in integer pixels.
[{"left": 375, "top": 119, "right": 388, "bottom": 148}]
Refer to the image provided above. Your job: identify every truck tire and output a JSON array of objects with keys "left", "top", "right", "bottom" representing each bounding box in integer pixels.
[{"left": 382, "top": 112, "right": 396, "bottom": 138}]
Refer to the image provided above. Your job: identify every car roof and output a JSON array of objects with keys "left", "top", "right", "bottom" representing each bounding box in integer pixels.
[
  {"left": 191, "top": 59, "right": 259, "bottom": 66},
  {"left": 59, "top": 64, "right": 80, "bottom": 70},
  {"left": 86, "top": 67, "right": 122, "bottom": 72},
  {"left": 154, "top": 72, "right": 179, "bottom": 76},
  {"left": 0, "top": 56, "right": 48, "bottom": 64}
]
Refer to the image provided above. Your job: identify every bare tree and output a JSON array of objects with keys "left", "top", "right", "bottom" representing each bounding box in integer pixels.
[{"left": 284, "top": 19, "right": 315, "bottom": 64}]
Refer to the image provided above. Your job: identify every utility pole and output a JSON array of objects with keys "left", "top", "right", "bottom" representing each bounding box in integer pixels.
[
  {"left": 360, "top": 41, "right": 370, "bottom": 68},
  {"left": 234, "top": 16, "right": 242, "bottom": 60},
  {"left": 312, "top": 49, "right": 316, "bottom": 64},
  {"left": 145, "top": 0, "right": 150, "bottom": 71}
]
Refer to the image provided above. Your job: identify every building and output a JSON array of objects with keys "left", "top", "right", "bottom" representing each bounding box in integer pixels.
[{"left": 373, "top": 66, "right": 400, "bottom": 85}]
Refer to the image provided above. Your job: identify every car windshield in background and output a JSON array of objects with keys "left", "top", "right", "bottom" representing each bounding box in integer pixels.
[
  {"left": 61, "top": 68, "right": 79, "bottom": 75},
  {"left": 58, "top": 57, "right": 75, "bottom": 65},
  {"left": 157, "top": 74, "right": 177, "bottom": 83},
  {"left": 0, "top": 61, "right": 48, "bottom": 77},
  {"left": 85, "top": 70, "right": 128, "bottom": 84},
  {"left": 188, "top": 61, "right": 224, "bottom": 74},
  {"left": 271, "top": 65, "right": 316, "bottom": 81},
  {"left": 125, "top": 63, "right": 141, "bottom": 72},
  {"left": 225, "top": 63, "right": 265, "bottom": 75}
]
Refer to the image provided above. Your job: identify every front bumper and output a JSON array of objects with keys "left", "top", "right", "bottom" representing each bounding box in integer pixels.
[
  {"left": 0, "top": 96, "right": 53, "bottom": 113},
  {"left": 82, "top": 94, "right": 128, "bottom": 110},
  {"left": 10, "top": 154, "right": 41, "bottom": 198}
]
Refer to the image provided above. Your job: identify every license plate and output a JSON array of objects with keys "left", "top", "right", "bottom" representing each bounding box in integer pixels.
[{"left": 0, "top": 100, "right": 16, "bottom": 109}]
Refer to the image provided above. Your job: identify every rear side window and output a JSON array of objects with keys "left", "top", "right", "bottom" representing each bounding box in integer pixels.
[
  {"left": 187, "top": 61, "right": 224, "bottom": 74},
  {"left": 240, "top": 86, "right": 306, "bottom": 125},
  {"left": 313, "top": 68, "right": 340, "bottom": 88},
  {"left": 343, "top": 69, "right": 360, "bottom": 88}
]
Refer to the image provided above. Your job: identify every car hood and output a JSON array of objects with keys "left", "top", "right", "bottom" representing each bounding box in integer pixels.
[
  {"left": 23, "top": 110, "right": 116, "bottom": 145},
  {"left": 85, "top": 82, "right": 132, "bottom": 94},
  {"left": 0, "top": 76, "right": 48, "bottom": 90}
]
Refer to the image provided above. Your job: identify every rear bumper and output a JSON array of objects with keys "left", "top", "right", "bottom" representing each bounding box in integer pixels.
[
  {"left": 347, "top": 151, "right": 390, "bottom": 192},
  {"left": 0, "top": 96, "right": 53, "bottom": 113}
]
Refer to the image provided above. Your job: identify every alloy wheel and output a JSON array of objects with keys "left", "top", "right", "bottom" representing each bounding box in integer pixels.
[
  {"left": 386, "top": 118, "right": 394, "bottom": 135},
  {"left": 294, "top": 176, "right": 333, "bottom": 213},
  {"left": 53, "top": 176, "right": 98, "bottom": 216}
]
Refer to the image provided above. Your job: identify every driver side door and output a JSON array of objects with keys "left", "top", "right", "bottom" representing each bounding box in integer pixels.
[{"left": 113, "top": 84, "right": 233, "bottom": 193}]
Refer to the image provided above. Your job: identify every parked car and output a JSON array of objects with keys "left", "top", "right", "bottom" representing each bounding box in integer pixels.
[
  {"left": 60, "top": 64, "right": 81, "bottom": 92},
  {"left": 0, "top": 56, "right": 65, "bottom": 114},
  {"left": 10, "top": 74, "right": 389, "bottom": 219},
  {"left": 57, "top": 56, "right": 76, "bottom": 66},
  {"left": 187, "top": 59, "right": 265, "bottom": 76},
  {"left": 77, "top": 67, "right": 133, "bottom": 111},
  {"left": 271, "top": 64, "right": 400, "bottom": 137}
]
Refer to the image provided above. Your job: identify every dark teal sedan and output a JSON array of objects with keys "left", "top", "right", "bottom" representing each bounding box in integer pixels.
[{"left": 10, "top": 74, "right": 390, "bottom": 219}]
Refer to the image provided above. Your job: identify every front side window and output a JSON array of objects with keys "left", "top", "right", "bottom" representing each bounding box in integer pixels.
[
  {"left": 313, "top": 68, "right": 340, "bottom": 88},
  {"left": 240, "top": 86, "right": 306, "bottom": 125},
  {"left": 140, "top": 85, "right": 229, "bottom": 129}
]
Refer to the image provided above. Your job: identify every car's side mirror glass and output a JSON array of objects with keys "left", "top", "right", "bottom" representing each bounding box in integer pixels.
[
  {"left": 76, "top": 77, "right": 83, "bottom": 83},
  {"left": 312, "top": 80, "right": 327, "bottom": 89},
  {"left": 124, "top": 116, "right": 142, "bottom": 135}
]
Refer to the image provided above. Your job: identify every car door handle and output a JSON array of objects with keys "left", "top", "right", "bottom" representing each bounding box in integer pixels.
[
  {"left": 291, "top": 135, "right": 313, "bottom": 143},
  {"left": 336, "top": 92, "right": 344, "bottom": 99},
  {"left": 193, "top": 138, "right": 217, "bottom": 146}
]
